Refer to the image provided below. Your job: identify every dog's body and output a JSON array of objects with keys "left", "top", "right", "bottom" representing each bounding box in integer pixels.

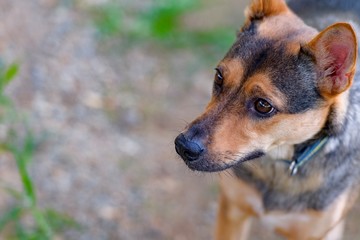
[{"left": 175, "top": 0, "right": 360, "bottom": 239}]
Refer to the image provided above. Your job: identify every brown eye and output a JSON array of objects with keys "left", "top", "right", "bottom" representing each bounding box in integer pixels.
[
  {"left": 214, "top": 68, "right": 223, "bottom": 86},
  {"left": 254, "top": 99, "right": 274, "bottom": 114}
]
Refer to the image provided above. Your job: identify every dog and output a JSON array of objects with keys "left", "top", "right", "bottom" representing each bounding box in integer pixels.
[{"left": 174, "top": 0, "right": 360, "bottom": 239}]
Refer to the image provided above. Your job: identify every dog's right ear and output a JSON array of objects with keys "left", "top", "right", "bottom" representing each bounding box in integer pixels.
[
  {"left": 307, "top": 23, "right": 357, "bottom": 98},
  {"left": 245, "top": 0, "right": 290, "bottom": 20}
]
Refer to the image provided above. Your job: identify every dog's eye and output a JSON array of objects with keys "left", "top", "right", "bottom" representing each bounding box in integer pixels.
[
  {"left": 254, "top": 99, "right": 274, "bottom": 115},
  {"left": 214, "top": 68, "right": 224, "bottom": 87}
]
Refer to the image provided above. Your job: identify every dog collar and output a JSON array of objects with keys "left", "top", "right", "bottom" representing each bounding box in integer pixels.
[{"left": 288, "top": 136, "right": 329, "bottom": 176}]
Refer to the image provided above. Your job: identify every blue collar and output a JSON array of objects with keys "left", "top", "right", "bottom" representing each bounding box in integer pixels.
[{"left": 287, "top": 136, "right": 329, "bottom": 175}]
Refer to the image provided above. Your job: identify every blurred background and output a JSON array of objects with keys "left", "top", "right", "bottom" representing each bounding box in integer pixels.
[{"left": 0, "top": 0, "right": 359, "bottom": 239}]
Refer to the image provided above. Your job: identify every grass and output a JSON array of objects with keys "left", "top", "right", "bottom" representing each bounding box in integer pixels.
[
  {"left": 91, "top": 0, "right": 236, "bottom": 62},
  {"left": 0, "top": 61, "right": 79, "bottom": 239}
]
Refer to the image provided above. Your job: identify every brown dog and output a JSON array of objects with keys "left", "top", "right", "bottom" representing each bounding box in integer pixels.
[{"left": 175, "top": 0, "right": 360, "bottom": 239}]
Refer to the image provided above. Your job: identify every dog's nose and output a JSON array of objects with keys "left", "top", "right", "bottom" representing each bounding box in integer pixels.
[{"left": 174, "top": 133, "right": 204, "bottom": 162}]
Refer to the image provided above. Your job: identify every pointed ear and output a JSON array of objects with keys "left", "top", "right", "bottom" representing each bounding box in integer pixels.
[
  {"left": 308, "top": 23, "right": 357, "bottom": 98},
  {"left": 245, "top": 0, "right": 290, "bottom": 20}
]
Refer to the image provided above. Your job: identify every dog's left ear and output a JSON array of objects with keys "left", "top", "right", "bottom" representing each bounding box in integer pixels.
[
  {"left": 308, "top": 23, "right": 357, "bottom": 98},
  {"left": 245, "top": 0, "right": 290, "bottom": 20}
]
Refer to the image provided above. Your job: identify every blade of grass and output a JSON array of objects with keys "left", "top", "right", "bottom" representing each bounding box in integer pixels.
[
  {"left": 4, "top": 63, "right": 19, "bottom": 86},
  {"left": 8, "top": 143, "right": 36, "bottom": 208},
  {"left": 32, "top": 209, "right": 53, "bottom": 239},
  {"left": 6, "top": 129, "right": 37, "bottom": 208}
]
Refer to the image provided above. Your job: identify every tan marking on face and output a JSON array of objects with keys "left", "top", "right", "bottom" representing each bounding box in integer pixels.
[
  {"left": 219, "top": 58, "right": 245, "bottom": 88},
  {"left": 210, "top": 115, "right": 256, "bottom": 157},
  {"left": 203, "top": 59, "right": 245, "bottom": 113},
  {"left": 210, "top": 114, "right": 253, "bottom": 157},
  {"left": 243, "top": 73, "right": 287, "bottom": 110},
  {"left": 262, "top": 107, "right": 330, "bottom": 148}
]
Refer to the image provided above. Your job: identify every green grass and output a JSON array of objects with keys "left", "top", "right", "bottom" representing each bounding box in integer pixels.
[
  {"left": 0, "top": 61, "right": 79, "bottom": 239},
  {"left": 91, "top": 0, "right": 236, "bottom": 61}
]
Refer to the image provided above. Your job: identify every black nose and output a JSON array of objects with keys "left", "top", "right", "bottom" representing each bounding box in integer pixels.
[{"left": 174, "top": 133, "right": 204, "bottom": 162}]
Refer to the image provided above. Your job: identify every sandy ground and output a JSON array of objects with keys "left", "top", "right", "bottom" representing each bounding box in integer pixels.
[{"left": 0, "top": 0, "right": 360, "bottom": 239}]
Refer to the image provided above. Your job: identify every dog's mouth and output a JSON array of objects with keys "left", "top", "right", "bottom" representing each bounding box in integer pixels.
[{"left": 182, "top": 150, "right": 265, "bottom": 172}]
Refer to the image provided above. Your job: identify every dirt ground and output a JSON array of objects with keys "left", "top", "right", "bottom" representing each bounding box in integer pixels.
[{"left": 1, "top": 0, "right": 360, "bottom": 239}]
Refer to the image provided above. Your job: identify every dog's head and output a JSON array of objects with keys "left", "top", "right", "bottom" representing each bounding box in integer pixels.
[{"left": 175, "top": 0, "right": 357, "bottom": 172}]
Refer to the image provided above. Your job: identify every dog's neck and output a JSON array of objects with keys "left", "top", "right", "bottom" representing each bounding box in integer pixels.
[{"left": 267, "top": 144, "right": 294, "bottom": 160}]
